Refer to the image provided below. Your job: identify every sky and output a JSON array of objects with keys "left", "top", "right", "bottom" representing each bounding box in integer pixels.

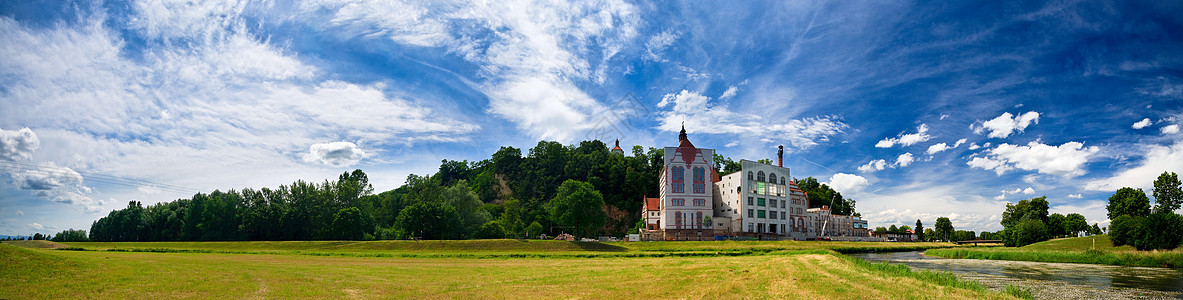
[{"left": 1, "top": 0, "right": 1181, "bottom": 236}]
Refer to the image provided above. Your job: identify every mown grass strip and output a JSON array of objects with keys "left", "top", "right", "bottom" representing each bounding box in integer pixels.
[
  {"left": 54, "top": 246, "right": 839, "bottom": 259},
  {"left": 925, "top": 248, "right": 1183, "bottom": 268}
]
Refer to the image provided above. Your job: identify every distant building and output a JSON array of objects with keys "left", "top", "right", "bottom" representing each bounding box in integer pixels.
[{"left": 611, "top": 139, "right": 625, "bottom": 156}]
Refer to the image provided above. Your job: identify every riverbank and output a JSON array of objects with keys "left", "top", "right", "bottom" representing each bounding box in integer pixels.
[
  {"left": 1, "top": 240, "right": 1025, "bottom": 299},
  {"left": 925, "top": 235, "right": 1183, "bottom": 268}
]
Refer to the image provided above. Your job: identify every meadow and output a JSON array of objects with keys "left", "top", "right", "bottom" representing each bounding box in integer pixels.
[
  {"left": 1, "top": 239, "right": 1026, "bottom": 299},
  {"left": 925, "top": 235, "right": 1183, "bottom": 268}
]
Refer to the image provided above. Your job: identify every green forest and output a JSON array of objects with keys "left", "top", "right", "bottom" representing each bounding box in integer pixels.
[{"left": 83, "top": 140, "right": 859, "bottom": 241}]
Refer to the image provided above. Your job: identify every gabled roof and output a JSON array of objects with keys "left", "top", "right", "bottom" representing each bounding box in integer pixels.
[{"left": 644, "top": 197, "right": 661, "bottom": 211}]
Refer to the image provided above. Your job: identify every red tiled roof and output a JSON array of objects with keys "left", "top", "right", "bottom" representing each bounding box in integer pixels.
[{"left": 644, "top": 197, "right": 661, "bottom": 211}]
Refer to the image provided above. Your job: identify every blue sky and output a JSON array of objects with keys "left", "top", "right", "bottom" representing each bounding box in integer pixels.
[{"left": 2, "top": 0, "right": 1181, "bottom": 235}]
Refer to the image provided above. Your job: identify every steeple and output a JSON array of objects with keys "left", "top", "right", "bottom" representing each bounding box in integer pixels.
[
  {"left": 678, "top": 122, "right": 687, "bottom": 142},
  {"left": 611, "top": 139, "right": 624, "bottom": 155}
]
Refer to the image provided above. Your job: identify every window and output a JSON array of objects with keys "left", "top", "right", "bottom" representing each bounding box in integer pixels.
[
  {"left": 758, "top": 210, "right": 766, "bottom": 218},
  {"left": 675, "top": 212, "right": 682, "bottom": 227},
  {"left": 693, "top": 199, "right": 705, "bottom": 206},
  {"left": 747, "top": 197, "right": 753, "bottom": 206},
  {"left": 768, "top": 173, "right": 776, "bottom": 184},
  {"left": 757, "top": 171, "right": 765, "bottom": 182},
  {"left": 673, "top": 199, "right": 685, "bottom": 206},
  {"left": 757, "top": 198, "right": 766, "bottom": 206},
  {"left": 757, "top": 182, "right": 765, "bottom": 194},
  {"left": 747, "top": 209, "right": 753, "bottom": 218},
  {"left": 781, "top": 200, "right": 786, "bottom": 208},
  {"left": 781, "top": 224, "right": 786, "bottom": 234},
  {"left": 747, "top": 171, "right": 753, "bottom": 180},
  {"left": 781, "top": 212, "right": 786, "bottom": 219},
  {"left": 781, "top": 178, "right": 786, "bottom": 185},
  {"left": 770, "top": 212, "right": 776, "bottom": 219},
  {"left": 748, "top": 223, "right": 754, "bottom": 232},
  {"left": 770, "top": 199, "right": 777, "bottom": 208},
  {"left": 692, "top": 167, "right": 705, "bottom": 193},
  {"left": 672, "top": 167, "right": 685, "bottom": 193},
  {"left": 696, "top": 212, "right": 703, "bottom": 227}
]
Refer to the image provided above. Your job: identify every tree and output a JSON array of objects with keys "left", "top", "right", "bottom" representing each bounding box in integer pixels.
[
  {"left": 473, "top": 221, "right": 507, "bottom": 239},
  {"left": 1064, "top": 213, "right": 1089, "bottom": 237},
  {"left": 888, "top": 225, "right": 899, "bottom": 233},
  {"left": 923, "top": 228, "right": 935, "bottom": 242},
  {"left": 1153, "top": 171, "right": 1182, "bottom": 213},
  {"left": 547, "top": 180, "right": 606, "bottom": 238},
  {"left": 330, "top": 207, "right": 372, "bottom": 240},
  {"left": 1048, "top": 213, "right": 1067, "bottom": 238},
  {"left": 1002, "top": 197, "right": 1049, "bottom": 228},
  {"left": 1107, "top": 187, "right": 1151, "bottom": 220},
  {"left": 915, "top": 219, "right": 925, "bottom": 241},
  {"left": 442, "top": 180, "right": 491, "bottom": 237},
  {"left": 525, "top": 221, "right": 544, "bottom": 239},
  {"left": 1090, "top": 223, "right": 1102, "bottom": 236},
  {"left": 1108, "top": 215, "right": 1138, "bottom": 246},
  {"left": 394, "top": 202, "right": 463, "bottom": 240},
  {"left": 1004, "top": 218, "right": 1048, "bottom": 247},
  {"left": 934, "top": 217, "right": 954, "bottom": 242},
  {"left": 874, "top": 226, "right": 887, "bottom": 234},
  {"left": 1131, "top": 212, "right": 1183, "bottom": 251}
]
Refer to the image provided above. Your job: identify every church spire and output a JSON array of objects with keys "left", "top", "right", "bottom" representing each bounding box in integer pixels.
[{"left": 678, "top": 122, "right": 687, "bottom": 142}]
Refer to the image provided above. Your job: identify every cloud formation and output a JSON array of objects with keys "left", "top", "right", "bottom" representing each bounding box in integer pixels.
[
  {"left": 875, "top": 124, "right": 933, "bottom": 148},
  {"left": 0, "top": 128, "right": 40, "bottom": 162},
  {"left": 656, "top": 90, "right": 848, "bottom": 151},
  {"left": 975, "top": 111, "right": 1039, "bottom": 138},
  {"left": 1132, "top": 118, "right": 1152, "bottom": 129},
  {"left": 1085, "top": 140, "right": 1183, "bottom": 191},
  {"left": 303, "top": 142, "right": 367, "bottom": 167},
  {"left": 925, "top": 138, "right": 967, "bottom": 155},
  {"left": 1163, "top": 124, "right": 1180, "bottom": 134},
  {"left": 827, "top": 173, "right": 869, "bottom": 195},
  {"left": 968, "top": 141, "right": 1099, "bottom": 177}
]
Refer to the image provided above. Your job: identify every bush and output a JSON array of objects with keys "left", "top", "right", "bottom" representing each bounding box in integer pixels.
[
  {"left": 473, "top": 221, "right": 507, "bottom": 239},
  {"left": 1003, "top": 218, "right": 1047, "bottom": 247},
  {"left": 1131, "top": 212, "right": 1183, "bottom": 251},
  {"left": 1108, "top": 215, "right": 1137, "bottom": 246}
]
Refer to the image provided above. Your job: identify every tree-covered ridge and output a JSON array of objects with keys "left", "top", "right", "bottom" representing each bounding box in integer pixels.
[{"left": 85, "top": 139, "right": 869, "bottom": 241}]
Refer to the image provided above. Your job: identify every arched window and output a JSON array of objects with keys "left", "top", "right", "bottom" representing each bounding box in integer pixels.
[
  {"left": 747, "top": 171, "right": 753, "bottom": 180},
  {"left": 768, "top": 173, "right": 777, "bottom": 183},
  {"left": 781, "top": 178, "right": 786, "bottom": 185},
  {"left": 757, "top": 171, "right": 765, "bottom": 182},
  {"left": 692, "top": 167, "right": 705, "bottom": 193},
  {"left": 672, "top": 167, "right": 685, "bottom": 193}
]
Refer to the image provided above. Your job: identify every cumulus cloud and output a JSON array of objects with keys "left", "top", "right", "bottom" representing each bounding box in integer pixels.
[
  {"left": 303, "top": 142, "right": 367, "bottom": 167},
  {"left": 29, "top": 223, "right": 44, "bottom": 230},
  {"left": 1163, "top": 124, "right": 1180, "bottom": 134},
  {"left": 655, "top": 90, "right": 847, "bottom": 151},
  {"left": 875, "top": 124, "right": 933, "bottom": 148},
  {"left": 0, "top": 128, "right": 40, "bottom": 162},
  {"left": 926, "top": 139, "right": 965, "bottom": 155},
  {"left": 1085, "top": 140, "right": 1183, "bottom": 191},
  {"left": 1132, "top": 118, "right": 1152, "bottom": 129},
  {"left": 1067, "top": 194, "right": 1083, "bottom": 198},
  {"left": 967, "top": 141, "right": 1099, "bottom": 177},
  {"left": 6, "top": 162, "right": 102, "bottom": 213},
  {"left": 827, "top": 173, "right": 870, "bottom": 195},
  {"left": 993, "top": 187, "right": 1036, "bottom": 200},
  {"left": 974, "top": 111, "right": 1039, "bottom": 138},
  {"left": 896, "top": 153, "right": 914, "bottom": 167},
  {"left": 858, "top": 159, "right": 888, "bottom": 173}
]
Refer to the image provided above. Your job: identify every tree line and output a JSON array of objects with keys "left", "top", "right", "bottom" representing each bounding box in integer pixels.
[
  {"left": 84, "top": 139, "right": 864, "bottom": 241},
  {"left": 1106, "top": 172, "right": 1182, "bottom": 250}
]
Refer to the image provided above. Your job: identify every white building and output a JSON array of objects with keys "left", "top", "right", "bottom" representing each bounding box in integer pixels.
[{"left": 647, "top": 125, "right": 720, "bottom": 240}]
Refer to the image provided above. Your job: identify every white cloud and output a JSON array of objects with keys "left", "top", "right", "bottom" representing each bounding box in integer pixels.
[
  {"left": 719, "top": 85, "right": 739, "bottom": 100},
  {"left": 1163, "top": 124, "right": 1180, "bottom": 134},
  {"left": 967, "top": 141, "right": 1099, "bottom": 177},
  {"left": 1085, "top": 140, "right": 1183, "bottom": 191},
  {"left": 29, "top": 222, "right": 43, "bottom": 230},
  {"left": 1132, "top": 118, "right": 1152, "bottom": 129},
  {"left": 858, "top": 159, "right": 888, "bottom": 173},
  {"left": 644, "top": 30, "right": 678, "bottom": 62},
  {"left": 303, "top": 141, "right": 367, "bottom": 167},
  {"left": 927, "top": 139, "right": 966, "bottom": 155},
  {"left": 655, "top": 90, "right": 847, "bottom": 151},
  {"left": 975, "top": 111, "right": 1040, "bottom": 138},
  {"left": 993, "top": 186, "right": 1035, "bottom": 200},
  {"left": 0, "top": 127, "right": 40, "bottom": 161},
  {"left": 1067, "top": 194, "right": 1083, "bottom": 198},
  {"left": 16, "top": 210, "right": 23, "bottom": 216},
  {"left": 1023, "top": 187, "right": 1035, "bottom": 194},
  {"left": 5, "top": 162, "right": 101, "bottom": 213},
  {"left": 968, "top": 143, "right": 981, "bottom": 150},
  {"left": 896, "top": 152, "right": 914, "bottom": 167},
  {"left": 876, "top": 124, "right": 933, "bottom": 148},
  {"left": 827, "top": 173, "right": 870, "bottom": 195}
]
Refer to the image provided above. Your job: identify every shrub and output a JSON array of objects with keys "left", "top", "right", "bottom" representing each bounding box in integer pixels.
[
  {"left": 1108, "top": 215, "right": 1137, "bottom": 246},
  {"left": 473, "top": 221, "right": 508, "bottom": 239},
  {"left": 1131, "top": 212, "right": 1183, "bottom": 251}
]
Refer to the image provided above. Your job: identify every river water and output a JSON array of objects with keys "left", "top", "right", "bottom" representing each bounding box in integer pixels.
[{"left": 847, "top": 251, "right": 1183, "bottom": 299}]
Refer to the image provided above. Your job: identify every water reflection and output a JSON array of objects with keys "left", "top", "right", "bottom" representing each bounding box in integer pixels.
[{"left": 848, "top": 251, "right": 1183, "bottom": 298}]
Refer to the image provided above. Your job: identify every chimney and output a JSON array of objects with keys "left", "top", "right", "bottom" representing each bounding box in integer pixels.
[{"left": 777, "top": 145, "right": 784, "bottom": 167}]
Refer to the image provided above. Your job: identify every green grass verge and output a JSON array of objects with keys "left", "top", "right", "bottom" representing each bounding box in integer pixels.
[
  {"left": 0, "top": 243, "right": 1017, "bottom": 299},
  {"left": 925, "top": 235, "right": 1183, "bottom": 268}
]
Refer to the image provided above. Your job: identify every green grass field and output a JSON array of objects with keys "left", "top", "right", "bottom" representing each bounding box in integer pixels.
[
  {"left": 0, "top": 240, "right": 1020, "bottom": 299},
  {"left": 926, "top": 235, "right": 1183, "bottom": 268}
]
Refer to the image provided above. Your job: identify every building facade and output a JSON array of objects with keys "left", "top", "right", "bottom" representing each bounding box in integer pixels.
[{"left": 650, "top": 126, "right": 719, "bottom": 240}]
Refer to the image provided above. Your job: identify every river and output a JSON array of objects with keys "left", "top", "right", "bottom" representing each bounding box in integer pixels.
[{"left": 847, "top": 251, "right": 1183, "bottom": 299}]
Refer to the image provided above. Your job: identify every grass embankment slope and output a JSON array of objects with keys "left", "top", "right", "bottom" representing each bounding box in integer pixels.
[
  {"left": 1, "top": 240, "right": 1019, "bottom": 299},
  {"left": 926, "top": 235, "right": 1183, "bottom": 268}
]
